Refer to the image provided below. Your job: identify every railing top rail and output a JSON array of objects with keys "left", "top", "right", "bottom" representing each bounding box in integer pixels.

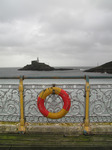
[{"left": 0, "top": 75, "right": 112, "bottom": 79}]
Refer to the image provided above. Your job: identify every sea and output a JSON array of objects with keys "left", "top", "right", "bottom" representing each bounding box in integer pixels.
[{"left": 0, "top": 66, "right": 112, "bottom": 84}]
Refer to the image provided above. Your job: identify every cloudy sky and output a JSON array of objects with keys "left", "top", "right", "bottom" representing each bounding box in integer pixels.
[{"left": 0, "top": 0, "right": 112, "bottom": 67}]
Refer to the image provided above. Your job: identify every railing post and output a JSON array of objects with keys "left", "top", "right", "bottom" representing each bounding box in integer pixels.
[
  {"left": 18, "top": 76, "right": 25, "bottom": 133},
  {"left": 83, "top": 75, "right": 90, "bottom": 134}
]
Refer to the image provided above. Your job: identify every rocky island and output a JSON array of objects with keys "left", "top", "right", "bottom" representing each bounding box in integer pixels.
[
  {"left": 85, "top": 61, "right": 112, "bottom": 74},
  {"left": 19, "top": 58, "right": 73, "bottom": 71}
]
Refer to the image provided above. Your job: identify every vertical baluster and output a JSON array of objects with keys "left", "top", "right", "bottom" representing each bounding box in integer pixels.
[
  {"left": 18, "top": 76, "right": 25, "bottom": 133},
  {"left": 83, "top": 75, "right": 90, "bottom": 134}
]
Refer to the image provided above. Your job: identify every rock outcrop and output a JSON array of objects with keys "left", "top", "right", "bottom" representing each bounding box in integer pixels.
[{"left": 19, "top": 61, "right": 55, "bottom": 71}]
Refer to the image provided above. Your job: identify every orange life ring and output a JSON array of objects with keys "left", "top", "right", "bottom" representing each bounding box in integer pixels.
[{"left": 37, "top": 87, "right": 71, "bottom": 119}]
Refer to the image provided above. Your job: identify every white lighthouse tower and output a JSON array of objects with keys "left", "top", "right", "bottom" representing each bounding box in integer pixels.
[{"left": 37, "top": 57, "right": 39, "bottom": 63}]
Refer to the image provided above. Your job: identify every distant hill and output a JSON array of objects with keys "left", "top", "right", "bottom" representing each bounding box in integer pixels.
[{"left": 85, "top": 61, "right": 112, "bottom": 74}]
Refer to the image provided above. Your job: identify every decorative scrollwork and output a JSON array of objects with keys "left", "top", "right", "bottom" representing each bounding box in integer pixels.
[
  {"left": 25, "top": 100, "right": 39, "bottom": 116},
  {"left": 0, "top": 85, "right": 20, "bottom": 122},
  {"left": 90, "top": 84, "right": 112, "bottom": 122},
  {"left": 45, "top": 94, "right": 63, "bottom": 113},
  {"left": 4, "top": 100, "right": 19, "bottom": 114},
  {"left": 90, "top": 100, "right": 105, "bottom": 115},
  {"left": 70, "top": 100, "right": 84, "bottom": 116}
]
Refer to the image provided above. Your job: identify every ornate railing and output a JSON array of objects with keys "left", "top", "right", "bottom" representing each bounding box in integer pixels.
[{"left": 0, "top": 75, "right": 112, "bottom": 133}]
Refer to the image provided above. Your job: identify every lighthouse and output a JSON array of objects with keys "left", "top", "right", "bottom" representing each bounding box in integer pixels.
[{"left": 37, "top": 57, "right": 39, "bottom": 63}]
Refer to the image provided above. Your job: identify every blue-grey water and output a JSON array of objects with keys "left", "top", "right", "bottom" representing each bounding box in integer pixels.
[{"left": 0, "top": 67, "right": 112, "bottom": 84}]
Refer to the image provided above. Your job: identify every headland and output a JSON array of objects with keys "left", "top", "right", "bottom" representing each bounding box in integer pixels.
[{"left": 85, "top": 61, "right": 112, "bottom": 74}]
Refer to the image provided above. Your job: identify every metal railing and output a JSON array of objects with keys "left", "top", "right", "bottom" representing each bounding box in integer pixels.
[{"left": 0, "top": 75, "right": 112, "bottom": 133}]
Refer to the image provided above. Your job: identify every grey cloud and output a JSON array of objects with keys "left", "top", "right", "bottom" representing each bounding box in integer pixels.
[{"left": 0, "top": 0, "right": 112, "bottom": 67}]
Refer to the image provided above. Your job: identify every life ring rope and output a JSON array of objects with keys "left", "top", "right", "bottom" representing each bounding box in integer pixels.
[{"left": 37, "top": 87, "right": 71, "bottom": 119}]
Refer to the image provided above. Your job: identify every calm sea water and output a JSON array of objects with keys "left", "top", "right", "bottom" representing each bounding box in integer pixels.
[{"left": 0, "top": 67, "right": 112, "bottom": 84}]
